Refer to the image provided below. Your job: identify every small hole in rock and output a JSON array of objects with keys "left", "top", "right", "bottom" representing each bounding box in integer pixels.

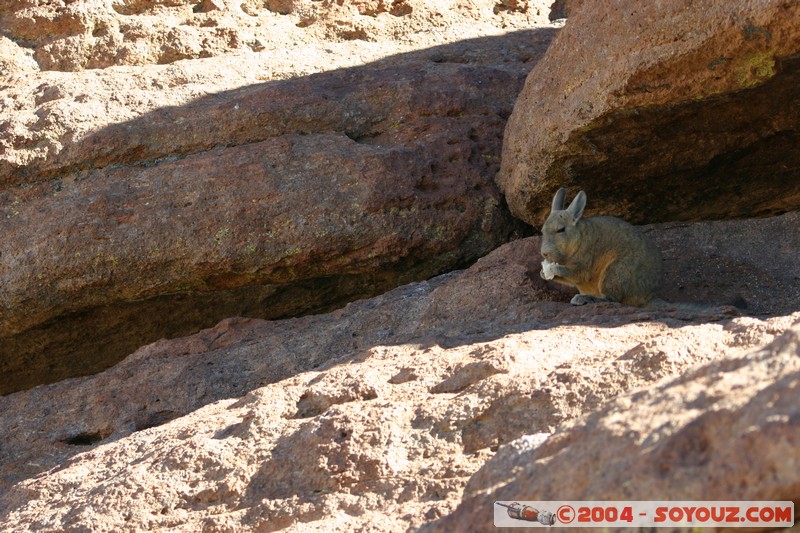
[{"left": 61, "top": 430, "right": 111, "bottom": 446}]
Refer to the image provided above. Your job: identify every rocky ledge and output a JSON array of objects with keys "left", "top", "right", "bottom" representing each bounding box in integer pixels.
[
  {"left": 1, "top": 213, "right": 798, "bottom": 530},
  {"left": 1, "top": 0, "right": 560, "bottom": 394}
]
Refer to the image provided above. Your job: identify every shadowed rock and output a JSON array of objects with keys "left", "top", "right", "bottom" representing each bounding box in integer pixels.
[
  {"left": 497, "top": 0, "right": 800, "bottom": 226},
  {"left": 0, "top": 30, "right": 562, "bottom": 395}
]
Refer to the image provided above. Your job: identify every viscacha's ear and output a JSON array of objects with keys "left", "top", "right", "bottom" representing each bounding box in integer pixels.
[
  {"left": 551, "top": 188, "right": 567, "bottom": 212},
  {"left": 567, "top": 190, "right": 587, "bottom": 222}
]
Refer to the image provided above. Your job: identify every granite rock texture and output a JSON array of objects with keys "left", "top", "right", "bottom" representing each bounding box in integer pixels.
[
  {"left": 1, "top": 214, "right": 798, "bottom": 531},
  {"left": 498, "top": 0, "right": 800, "bottom": 226},
  {"left": 429, "top": 321, "right": 800, "bottom": 531},
  {"left": 0, "top": 4, "right": 560, "bottom": 394}
]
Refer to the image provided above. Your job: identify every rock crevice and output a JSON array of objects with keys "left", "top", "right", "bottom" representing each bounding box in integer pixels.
[{"left": 0, "top": 30, "right": 557, "bottom": 394}]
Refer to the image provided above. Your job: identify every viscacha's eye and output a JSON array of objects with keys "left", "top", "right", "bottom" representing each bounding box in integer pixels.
[{"left": 556, "top": 227, "right": 566, "bottom": 234}]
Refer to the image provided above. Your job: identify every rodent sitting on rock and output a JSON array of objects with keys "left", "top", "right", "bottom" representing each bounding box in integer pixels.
[{"left": 540, "top": 188, "right": 663, "bottom": 307}]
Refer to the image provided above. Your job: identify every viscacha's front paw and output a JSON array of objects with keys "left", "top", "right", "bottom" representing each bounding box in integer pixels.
[{"left": 540, "top": 259, "right": 558, "bottom": 280}]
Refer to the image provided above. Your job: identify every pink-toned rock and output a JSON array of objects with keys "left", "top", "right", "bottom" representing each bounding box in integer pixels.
[
  {"left": 0, "top": 4, "right": 564, "bottom": 399},
  {"left": 0, "top": 0, "right": 563, "bottom": 398},
  {"left": 2, "top": 1, "right": 800, "bottom": 529},
  {"left": 0, "top": 0, "right": 557, "bottom": 72},
  {"left": 429, "top": 322, "right": 800, "bottom": 531},
  {"left": 497, "top": 0, "right": 800, "bottom": 226},
  {"left": 0, "top": 36, "right": 38, "bottom": 74},
  {"left": 0, "top": 28, "right": 562, "bottom": 395},
  {"left": 0, "top": 213, "right": 798, "bottom": 531}
]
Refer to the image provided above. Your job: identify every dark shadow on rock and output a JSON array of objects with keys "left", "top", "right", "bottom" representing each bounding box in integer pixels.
[
  {"left": 1, "top": 210, "right": 799, "bottom": 496},
  {"left": 543, "top": 54, "right": 800, "bottom": 226},
  {"left": 0, "top": 28, "right": 558, "bottom": 395}
]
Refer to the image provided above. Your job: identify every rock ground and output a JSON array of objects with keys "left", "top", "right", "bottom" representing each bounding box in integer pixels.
[
  {"left": 1, "top": 1, "right": 559, "bottom": 394},
  {"left": 428, "top": 320, "right": 800, "bottom": 531},
  {"left": 2, "top": 0, "right": 800, "bottom": 531},
  {"left": 1, "top": 214, "right": 798, "bottom": 531}
]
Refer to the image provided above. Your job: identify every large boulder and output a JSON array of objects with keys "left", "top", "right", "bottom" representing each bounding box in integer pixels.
[
  {"left": 0, "top": 10, "right": 563, "bottom": 394},
  {"left": 497, "top": 0, "right": 800, "bottom": 226},
  {"left": 1, "top": 213, "right": 798, "bottom": 530}
]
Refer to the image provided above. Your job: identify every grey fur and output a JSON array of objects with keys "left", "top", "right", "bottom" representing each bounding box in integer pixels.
[{"left": 540, "top": 188, "right": 662, "bottom": 307}]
